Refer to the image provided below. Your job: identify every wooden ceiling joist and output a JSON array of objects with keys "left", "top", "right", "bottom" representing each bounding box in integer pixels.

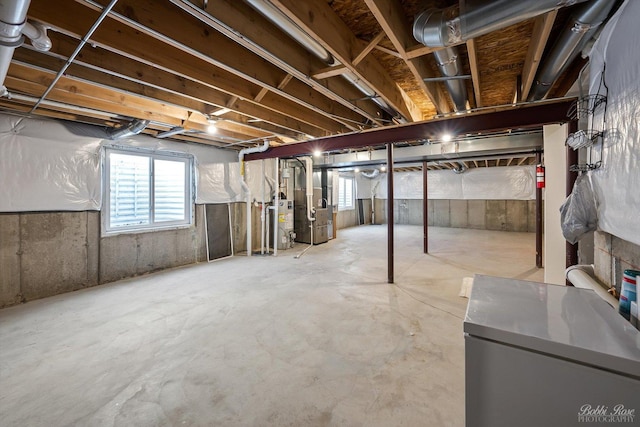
[
  {"left": 364, "top": 0, "right": 450, "bottom": 116},
  {"left": 521, "top": 10, "right": 558, "bottom": 101},
  {"left": 466, "top": 39, "right": 482, "bottom": 108},
  {"left": 31, "top": 0, "right": 361, "bottom": 134},
  {"left": 269, "top": 0, "right": 415, "bottom": 121}
]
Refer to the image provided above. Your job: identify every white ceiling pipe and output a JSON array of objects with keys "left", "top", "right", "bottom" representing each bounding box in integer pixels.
[
  {"left": 21, "top": 21, "right": 51, "bottom": 51},
  {"left": 0, "top": 0, "right": 32, "bottom": 97},
  {"left": 239, "top": 140, "right": 270, "bottom": 256}
]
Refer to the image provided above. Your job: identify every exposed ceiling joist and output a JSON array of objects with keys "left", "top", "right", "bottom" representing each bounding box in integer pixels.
[
  {"left": 364, "top": 0, "right": 450, "bottom": 115},
  {"left": 269, "top": 0, "right": 416, "bottom": 121},
  {"left": 521, "top": 10, "right": 558, "bottom": 101}
]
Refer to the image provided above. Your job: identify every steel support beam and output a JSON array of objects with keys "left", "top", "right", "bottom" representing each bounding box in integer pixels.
[
  {"left": 246, "top": 99, "right": 575, "bottom": 161},
  {"left": 536, "top": 151, "right": 543, "bottom": 268},
  {"left": 423, "top": 160, "right": 428, "bottom": 254},
  {"left": 566, "top": 120, "right": 579, "bottom": 277},
  {"left": 387, "top": 143, "right": 394, "bottom": 284}
]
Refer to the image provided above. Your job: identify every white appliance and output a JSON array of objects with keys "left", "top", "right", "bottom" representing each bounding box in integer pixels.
[{"left": 465, "top": 275, "right": 640, "bottom": 427}]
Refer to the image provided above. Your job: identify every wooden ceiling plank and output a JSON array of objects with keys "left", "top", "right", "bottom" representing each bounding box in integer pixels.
[
  {"left": 31, "top": 0, "right": 356, "bottom": 133},
  {"left": 521, "top": 10, "right": 557, "bottom": 101},
  {"left": 353, "top": 32, "right": 386, "bottom": 67},
  {"left": 269, "top": 0, "right": 413, "bottom": 121},
  {"left": 364, "top": 0, "right": 449, "bottom": 116},
  {"left": 312, "top": 65, "right": 348, "bottom": 80},
  {"left": 373, "top": 44, "right": 402, "bottom": 59},
  {"left": 254, "top": 87, "right": 269, "bottom": 103},
  {"left": 466, "top": 39, "right": 482, "bottom": 108}
]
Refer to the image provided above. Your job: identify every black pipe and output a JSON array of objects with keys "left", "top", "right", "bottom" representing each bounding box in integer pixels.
[
  {"left": 566, "top": 121, "right": 579, "bottom": 275},
  {"left": 423, "top": 161, "right": 429, "bottom": 254},
  {"left": 536, "top": 151, "right": 543, "bottom": 268},
  {"left": 387, "top": 143, "right": 394, "bottom": 284}
]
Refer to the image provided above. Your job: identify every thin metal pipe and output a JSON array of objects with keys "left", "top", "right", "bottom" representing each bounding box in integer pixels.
[
  {"left": 387, "top": 143, "right": 394, "bottom": 284},
  {"left": 423, "top": 160, "right": 428, "bottom": 254},
  {"left": 536, "top": 151, "right": 543, "bottom": 268},
  {"left": 261, "top": 159, "right": 266, "bottom": 254},
  {"left": 29, "top": 0, "right": 118, "bottom": 115}
]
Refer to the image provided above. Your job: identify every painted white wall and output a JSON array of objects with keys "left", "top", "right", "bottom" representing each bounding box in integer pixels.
[{"left": 544, "top": 124, "right": 568, "bottom": 285}]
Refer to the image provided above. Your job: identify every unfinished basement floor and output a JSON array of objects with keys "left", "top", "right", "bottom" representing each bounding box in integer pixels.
[{"left": 0, "top": 225, "right": 543, "bottom": 427}]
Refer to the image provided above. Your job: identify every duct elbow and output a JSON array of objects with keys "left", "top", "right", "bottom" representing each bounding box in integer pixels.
[
  {"left": 413, "top": 9, "right": 460, "bottom": 47},
  {"left": 22, "top": 22, "right": 52, "bottom": 52},
  {"left": 108, "top": 119, "right": 150, "bottom": 140}
]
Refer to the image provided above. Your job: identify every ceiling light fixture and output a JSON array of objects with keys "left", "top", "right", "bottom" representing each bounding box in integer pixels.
[
  {"left": 381, "top": 166, "right": 386, "bottom": 172},
  {"left": 313, "top": 149, "right": 321, "bottom": 157},
  {"left": 207, "top": 119, "right": 218, "bottom": 135},
  {"left": 441, "top": 133, "right": 452, "bottom": 142},
  {"left": 354, "top": 168, "right": 360, "bottom": 173}
]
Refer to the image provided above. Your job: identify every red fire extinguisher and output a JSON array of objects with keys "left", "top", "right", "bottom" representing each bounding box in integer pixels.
[{"left": 536, "top": 164, "right": 545, "bottom": 189}]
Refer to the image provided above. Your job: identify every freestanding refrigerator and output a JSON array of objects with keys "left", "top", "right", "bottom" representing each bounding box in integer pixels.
[{"left": 465, "top": 275, "right": 640, "bottom": 427}]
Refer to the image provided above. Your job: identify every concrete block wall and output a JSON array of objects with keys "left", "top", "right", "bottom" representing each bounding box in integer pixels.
[
  {"left": 0, "top": 204, "right": 250, "bottom": 308},
  {"left": 594, "top": 230, "right": 640, "bottom": 292},
  {"left": 367, "top": 199, "right": 537, "bottom": 232},
  {"left": 336, "top": 200, "right": 372, "bottom": 229}
]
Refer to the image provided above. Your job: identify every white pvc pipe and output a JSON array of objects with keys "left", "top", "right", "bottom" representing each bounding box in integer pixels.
[
  {"left": 566, "top": 265, "right": 618, "bottom": 308},
  {"left": 238, "top": 140, "right": 269, "bottom": 256}
]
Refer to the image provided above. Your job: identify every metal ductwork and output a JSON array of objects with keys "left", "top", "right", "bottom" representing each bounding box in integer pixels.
[
  {"left": 360, "top": 169, "right": 380, "bottom": 179},
  {"left": 452, "top": 161, "right": 467, "bottom": 174},
  {"left": 433, "top": 47, "right": 468, "bottom": 111},
  {"left": 243, "top": 0, "right": 403, "bottom": 122},
  {"left": 0, "top": 0, "right": 52, "bottom": 97},
  {"left": 108, "top": 119, "right": 150, "bottom": 140},
  {"left": 413, "top": 0, "right": 590, "bottom": 48},
  {"left": 528, "top": 0, "right": 619, "bottom": 101}
]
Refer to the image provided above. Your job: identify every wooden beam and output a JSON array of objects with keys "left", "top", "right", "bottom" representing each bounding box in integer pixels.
[
  {"left": 405, "top": 44, "right": 435, "bottom": 59},
  {"left": 14, "top": 44, "right": 316, "bottom": 138},
  {"left": 254, "top": 87, "right": 269, "bottom": 103},
  {"left": 466, "top": 39, "right": 482, "bottom": 108},
  {"left": 32, "top": 0, "right": 357, "bottom": 134},
  {"left": 277, "top": 74, "right": 293, "bottom": 90},
  {"left": 521, "top": 10, "right": 557, "bottom": 101},
  {"left": 193, "top": 0, "right": 384, "bottom": 121},
  {"left": 353, "top": 32, "right": 385, "bottom": 66},
  {"left": 473, "top": 160, "right": 479, "bottom": 168},
  {"left": 518, "top": 157, "right": 529, "bottom": 165},
  {"left": 312, "top": 65, "right": 348, "bottom": 80},
  {"left": 506, "top": 157, "right": 514, "bottom": 166},
  {"left": 485, "top": 159, "right": 489, "bottom": 168},
  {"left": 364, "top": 0, "right": 450, "bottom": 116},
  {"left": 25, "top": 5, "right": 346, "bottom": 135},
  {"left": 270, "top": 0, "right": 414, "bottom": 121},
  {"left": 373, "top": 45, "right": 402, "bottom": 59}
]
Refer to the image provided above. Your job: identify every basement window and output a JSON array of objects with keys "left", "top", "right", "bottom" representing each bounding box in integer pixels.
[
  {"left": 338, "top": 176, "right": 355, "bottom": 210},
  {"left": 104, "top": 148, "right": 193, "bottom": 234}
]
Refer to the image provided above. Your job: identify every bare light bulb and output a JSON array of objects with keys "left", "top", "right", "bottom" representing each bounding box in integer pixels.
[{"left": 441, "top": 133, "right": 452, "bottom": 142}]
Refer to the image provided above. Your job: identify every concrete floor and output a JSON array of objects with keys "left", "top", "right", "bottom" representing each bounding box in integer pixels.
[{"left": 0, "top": 226, "right": 543, "bottom": 427}]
